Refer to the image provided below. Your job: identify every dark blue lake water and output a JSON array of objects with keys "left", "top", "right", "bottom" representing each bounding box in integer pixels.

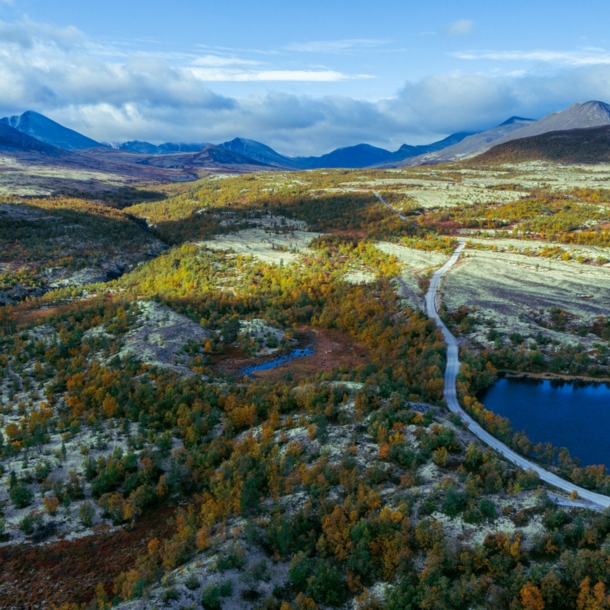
[
  {"left": 479, "top": 378, "right": 610, "bottom": 467},
  {"left": 240, "top": 347, "right": 315, "bottom": 377}
]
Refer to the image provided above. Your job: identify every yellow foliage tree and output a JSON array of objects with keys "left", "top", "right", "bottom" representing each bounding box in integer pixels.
[{"left": 520, "top": 582, "right": 545, "bottom": 610}]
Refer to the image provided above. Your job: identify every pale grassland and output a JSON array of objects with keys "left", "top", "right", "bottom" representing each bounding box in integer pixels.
[
  {"left": 443, "top": 248, "right": 610, "bottom": 348},
  {"left": 200, "top": 228, "right": 321, "bottom": 265}
]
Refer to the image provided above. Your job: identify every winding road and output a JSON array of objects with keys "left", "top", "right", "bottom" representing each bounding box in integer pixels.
[{"left": 425, "top": 239, "right": 610, "bottom": 510}]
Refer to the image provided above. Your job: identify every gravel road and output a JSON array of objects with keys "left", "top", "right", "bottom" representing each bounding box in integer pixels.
[{"left": 426, "top": 239, "right": 610, "bottom": 510}]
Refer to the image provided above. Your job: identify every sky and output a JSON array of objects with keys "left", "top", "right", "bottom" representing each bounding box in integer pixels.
[{"left": 1, "top": 0, "right": 610, "bottom": 154}]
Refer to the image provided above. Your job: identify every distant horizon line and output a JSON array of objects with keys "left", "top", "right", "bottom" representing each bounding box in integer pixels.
[{"left": 3, "top": 98, "right": 610, "bottom": 158}]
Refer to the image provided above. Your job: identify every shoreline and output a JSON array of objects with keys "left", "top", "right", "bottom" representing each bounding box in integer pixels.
[{"left": 497, "top": 369, "right": 610, "bottom": 385}]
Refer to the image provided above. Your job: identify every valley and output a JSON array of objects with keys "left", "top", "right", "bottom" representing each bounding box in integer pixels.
[{"left": 2, "top": 151, "right": 610, "bottom": 609}]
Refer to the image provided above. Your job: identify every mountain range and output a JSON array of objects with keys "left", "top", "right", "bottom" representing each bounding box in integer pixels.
[
  {"left": 0, "top": 110, "right": 475, "bottom": 170},
  {"left": 385, "top": 101, "right": 610, "bottom": 167},
  {"left": 122, "top": 133, "right": 476, "bottom": 169},
  {"left": 380, "top": 117, "right": 536, "bottom": 167},
  {"left": 2, "top": 100, "right": 610, "bottom": 176}
]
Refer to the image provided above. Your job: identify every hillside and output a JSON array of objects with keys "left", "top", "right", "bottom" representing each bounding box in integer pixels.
[
  {"left": 389, "top": 101, "right": 610, "bottom": 168},
  {"left": 136, "top": 144, "right": 274, "bottom": 172},
  {"left": 388, "top": 117, "right": 536, "bottom": 166},
  {"left": 0, "top": 129, "right": 277, "bottom": 196},
  {"left": 380, "top": 131, "right": 475, "bottom": 165},
  {"left": 220, "top": 138, "right": 303, "bottom": 168},
  {"left": 0, "top": 123, "right": 82, "bottom": 158},
  {"left": 299, "top": 142, "right": 392, "bottom": 168},
  {"left": 492, "top": 100, "right": 610, "bottom": 147},
  {"left": 470, "top": 124, "right": 610, "bottom": 165}
]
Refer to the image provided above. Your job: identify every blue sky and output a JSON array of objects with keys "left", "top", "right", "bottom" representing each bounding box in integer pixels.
[{"left": 1, "top": 0, "right": 609, "bottom": 154}]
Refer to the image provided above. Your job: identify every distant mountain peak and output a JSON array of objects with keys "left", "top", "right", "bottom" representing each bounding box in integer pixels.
[
  {"left": 499, "top": 116, "right": 535, "bottom": 126},
  {"left": 489, "top": 99, "right": 610, "bottom": 149},
  {"left": 574, "top": 100, "right": 610, "bottom": 110},
  {"left": 0, "top": 110, "right": 100, "bottom": 151},
  {"left": 220, "top": 138, "right": 301, "bottom": 168}
]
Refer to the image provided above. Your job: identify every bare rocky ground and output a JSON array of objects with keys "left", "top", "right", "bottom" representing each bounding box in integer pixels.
[{"left": 115, "top": 301, "right": 211, "bottom": 375}]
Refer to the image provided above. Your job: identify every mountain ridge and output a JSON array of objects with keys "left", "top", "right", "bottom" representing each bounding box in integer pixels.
[
  {"left": 470, "top": 123, "right": 610, "bottom": 165},
  {"left": 119, "top": 141, "right": 210, "bottom": 155},
  {"left": 490, "top": 100, "right": 610, "bottom": 147},
  {"left": 388, "top": 100, "right": 610, "bottom": 167},
  {"left": 220, "top": 132, "right": 476, "bottom": 169},
  {"left": 385, "top": 117, "right": 537, "bottom": 167},
  {"left": 3, "top": 101, "right": 610, "bottom": 173},
  {"left": 0, "top": 110, "right": 101, "bottom": 150}
]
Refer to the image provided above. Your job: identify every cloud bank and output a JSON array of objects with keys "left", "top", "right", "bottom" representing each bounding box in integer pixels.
[{"left": 2, "top": 19, "right": 610, "bottom": 155}]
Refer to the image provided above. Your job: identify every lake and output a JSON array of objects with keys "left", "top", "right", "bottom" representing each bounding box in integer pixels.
[
  {"left": 239, "top": 346, "right": 315, "bottom": 377},
  {"left": 479, "top": 377, "right": 610, "bottom": 467}
]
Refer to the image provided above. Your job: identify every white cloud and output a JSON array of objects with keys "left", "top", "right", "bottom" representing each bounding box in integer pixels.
[
  {"left": 383, "top": 72, "right": 517, "bottom": 134},
  {"left": 32, "top": 64, "right": 610, "bottom": 155},
  {"left": 1, "top": 19, "right": 610, "bottom": 155},
  {"left": 189, "top": 67, "right": 372, "bottom": 82},
  {"left": 191, "top": 55, "right": 261, "bottom": 67},
  {"left": 445, "top": 19, "right": 475, "bottom": 37},
  {"left": 285, "top": 39, "right": 389, "bottom": 53},
  {"left": 454, "top": 48, "right": 610, "bottom": 66}
]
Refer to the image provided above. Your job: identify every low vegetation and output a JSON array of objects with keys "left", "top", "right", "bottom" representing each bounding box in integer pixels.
[{"left": 1, "top": 163, "right": 610, "bottom": 609}]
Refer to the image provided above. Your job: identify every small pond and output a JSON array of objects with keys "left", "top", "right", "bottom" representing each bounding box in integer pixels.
[
  {"left": 479, "top": 377, "right": 610, "bottom": 467},
  {"left": 240, "top": 346, "right": 315, "bottom": 377}
]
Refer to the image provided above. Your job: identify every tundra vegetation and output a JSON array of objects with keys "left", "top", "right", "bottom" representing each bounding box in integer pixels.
[{"left": 1, "top": 162, "right": 610, "bottom": 609}]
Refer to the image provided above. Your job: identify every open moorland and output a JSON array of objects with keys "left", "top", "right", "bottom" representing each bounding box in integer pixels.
[{"left": 1, "top": 161, "right": 610, "bottom": 609}]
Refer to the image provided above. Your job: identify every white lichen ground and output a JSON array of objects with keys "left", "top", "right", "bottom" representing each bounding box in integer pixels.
[
  {"left": 0, "top": 303, "right": 210, "bottom": 546},
  {"left": 200, "top": 228, "right": 321, "bottom": 265},
  {"left": 442, "top": 248, "right": 610, "bottom": 349},
  {"left": 375, "top": 242, "right": 449, "bottom": 310},
  {"left": 0, "top": 409, "right": 168, "bottom": 547}
]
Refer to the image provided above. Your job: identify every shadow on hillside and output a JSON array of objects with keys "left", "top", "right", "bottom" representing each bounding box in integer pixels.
[
  {"left": 147, "top": 191, "right": 418, "bottom": 245},
  {"left": 52, "top": 186, "right": 166, "bottom": 209},
  {"left": 0, "top": 200, "right": 155, "bottom": 256}
]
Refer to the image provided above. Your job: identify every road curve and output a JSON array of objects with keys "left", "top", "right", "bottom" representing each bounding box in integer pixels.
[{"left": 425, "top": 239, "right": 610, "bottom": 510}]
